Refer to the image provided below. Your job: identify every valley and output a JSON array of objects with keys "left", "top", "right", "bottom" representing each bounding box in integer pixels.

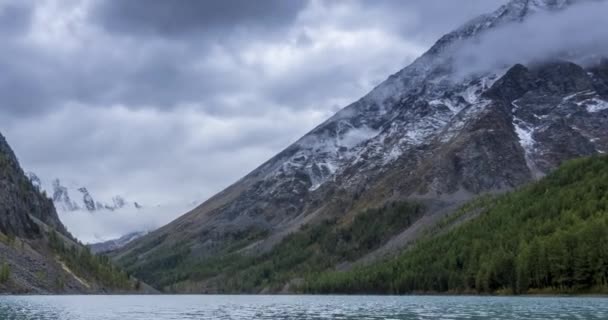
[{"left": 1, "top": 0, "right": 607, "bottom": 297}]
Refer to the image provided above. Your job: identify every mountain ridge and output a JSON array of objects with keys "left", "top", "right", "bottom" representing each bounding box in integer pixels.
[
  {"left": 0, "top": 132, "right": 149, "bottom": 294},
  {"left": 89, "top": 231, "right": 148, "bottom": 254},
  {"left": 113, "top": 0, "right": 608, "bottom": 292}
]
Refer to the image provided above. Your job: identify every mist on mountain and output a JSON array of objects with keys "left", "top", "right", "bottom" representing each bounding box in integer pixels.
[{"left": 452, "top": 0, "right": 608, "bottom": 79}]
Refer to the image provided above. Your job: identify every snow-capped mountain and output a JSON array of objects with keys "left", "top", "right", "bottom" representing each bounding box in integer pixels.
[
  {"left": 117, "top": 0, "right": 608, "bottom": 285},
  {"left": 26, "top": 172, "right": 142, "bottom": 213}
]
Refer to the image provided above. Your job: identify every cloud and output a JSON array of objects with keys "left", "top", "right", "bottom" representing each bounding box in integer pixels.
[
  {"left": 453, "top": 0, "right": 608, "bottom": 78},
  {"left": 0, "top": 0, "right": 514, "bottom": 241},
  {"left": 91, "top": 0, "right": 307, "bottom": 38},
  {"left": 352, "top": 0, "right": 508, "bottom": 42},
  {"left": 0, "top": 1, "right": 33, "bottom": 36},
  {"left": 59, "top": 204, "right": 196, "bottom": 244},
  {"left": 4, "top": 104, "right": 328, "bottom": 205}
]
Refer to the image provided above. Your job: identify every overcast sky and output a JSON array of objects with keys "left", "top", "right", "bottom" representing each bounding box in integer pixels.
[{"left": 0, "top": 0, "right": 508, "bottom": 241}]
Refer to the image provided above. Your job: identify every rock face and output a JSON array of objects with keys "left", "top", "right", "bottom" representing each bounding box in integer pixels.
[
  {"left": 78, "top": 187, "right": 96, "bottom": 211},
  {"left": 0, "top": 135, "right": 67, "bottom": 239},
  {"left": 115, "top": 0, "right": 608, "bottom": 290},
  {"left": 50, "top": 178, "right": 80, "bottom": 212},
  {"left": 0, "top": 133, "right": 80, "bottom": 293},
  {"left": 488, "top": 61, "right": 607, "bottom": 176}
]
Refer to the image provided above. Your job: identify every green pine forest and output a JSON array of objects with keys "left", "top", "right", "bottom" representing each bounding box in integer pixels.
[
  {"left": 303, "top": 156, "right": 608, "bottom": 295},
  {"left": 120, "top": 202, "right": 425, "bottom": 292},
  {"left": 48, "top": 230, "right": 134, "bottom": 290}
]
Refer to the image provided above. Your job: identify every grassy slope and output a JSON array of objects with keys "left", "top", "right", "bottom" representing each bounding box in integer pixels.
[
  {"left": 0, "top": 226, "right": 144, "bottom": 294},
  {"left": 119, "top": 202, "right": 425, "bottom": 293},
  {"left": 304, "top": 156, "right": 608, "bottom": 294}
]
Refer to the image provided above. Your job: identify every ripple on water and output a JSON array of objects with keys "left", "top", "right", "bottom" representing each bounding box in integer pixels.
[{"left": 0, "top": 295, "right": 607, "bottom": 320}]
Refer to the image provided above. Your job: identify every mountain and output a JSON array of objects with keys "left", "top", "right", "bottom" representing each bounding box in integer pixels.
[
  {"left": 0, "top": 133, "right": 149, "bottom": 294},
  {"left": 0, "top": 136, "right": 66, "bottom": 240},
  {"left": 113, "top": 0, "right": 608, "bottom": 292},
  {"left": 305, "top": 156, "right": 608, "bottom": 294},
  {"left": 89, "top": 231, "right": 148, "bottom": 254},
  {"left": 26, "top": 173, "right": 142, "bottom": 213}
]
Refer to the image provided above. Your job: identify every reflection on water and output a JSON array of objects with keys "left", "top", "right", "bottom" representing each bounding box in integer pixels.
[{"left": 0, "top": 295, "right": 607, "bottom": 320}]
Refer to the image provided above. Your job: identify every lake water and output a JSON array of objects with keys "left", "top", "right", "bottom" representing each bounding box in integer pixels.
[{"left": 0, "top": 295, "right": 606, "bottom": 319}]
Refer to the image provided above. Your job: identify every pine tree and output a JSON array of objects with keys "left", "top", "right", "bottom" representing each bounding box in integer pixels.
[{"left": 0, "top": 262, "right": 10, "bottom": 283}]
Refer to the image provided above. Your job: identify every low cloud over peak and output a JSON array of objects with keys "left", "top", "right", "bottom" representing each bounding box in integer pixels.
[
  {"left": 453, "top": 0, "right": 608, "bottom": 78},
  {"left": 0, "top": 0, "right": 509, "bottom": 241}
]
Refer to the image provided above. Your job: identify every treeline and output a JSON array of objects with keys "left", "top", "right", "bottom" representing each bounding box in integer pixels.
[
  {"left": 48, "top": 230, "right": 133, "bottom": 290},
  {"left": 304, "top": 156, "right": 608, "bottom": 294},
  {"left": 125, "top": 202, "right": 425, "bottom": 292}
]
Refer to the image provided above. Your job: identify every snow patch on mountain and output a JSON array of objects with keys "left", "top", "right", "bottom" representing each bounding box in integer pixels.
[
  {"left": 511, "top": 98, "right": 542, "bottom": 177},
  {"left": 513, "top": 118, "right": 536, "bottom": 157},
  {"left": 276, "top": 67, "right": 510, "bottom": 192},
  {"left": 251, "top": 0, "right": 591, "bottom": 192},
  {"left": 339, "top": 126, "right": 380, "bottom": 148},
  {"left": 580, "top": 98, "right": 608, "bottom": 113}
]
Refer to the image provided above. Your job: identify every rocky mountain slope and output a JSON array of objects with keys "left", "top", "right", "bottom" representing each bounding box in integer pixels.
[
  {"left": 89, "top": 231, "right": 147, "bottom": 254},
  {"left": 26, "top": 172, "right": 142, "bottom": 213},
  {"left": 0, "top": 132, "right": 149, "bottom": 294},
  {"left": 114, "top": 0, "right": 608, "bottom": 292}
]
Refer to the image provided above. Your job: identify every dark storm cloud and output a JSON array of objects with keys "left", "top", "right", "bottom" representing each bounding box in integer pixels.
[
  {"left": 0, "top": 47, "right": 56, "bottom": 115},
  {"left": 0, "top": 0, "right": 511, "bottom": 118},
  {"left": 0, "top": 36, "right": 245, "bottom": 116},
  {"left": 91, "top": 0, "right": 307, "bottom": 37},
  {"left": 0, "top": 2, "right": 42, "bottom": 115},
  {"left": 0, "top": 1, "right": 33, "bottom": 35},
  {"left": 0, "top": 0, "right": 308, "bottom": 117}
]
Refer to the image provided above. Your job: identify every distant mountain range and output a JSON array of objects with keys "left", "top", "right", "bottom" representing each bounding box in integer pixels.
[
  {"left": 0, "top": 133, "right": 149, "bottom": 294},
  {"left": 26, "top": 172, "right": 142, "bottom": 213},
  {"left": 89, "top": 231, "right": 148, "bottom": 254}
]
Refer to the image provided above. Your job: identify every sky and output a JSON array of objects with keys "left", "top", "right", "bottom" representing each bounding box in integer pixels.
[{"left": 0, "top": 0, "right": 510, "bottom": 242}]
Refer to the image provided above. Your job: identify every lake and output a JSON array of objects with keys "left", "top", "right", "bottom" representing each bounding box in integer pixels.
[{"left": 0, "top": 295, "right": 606, "bottom": 319}]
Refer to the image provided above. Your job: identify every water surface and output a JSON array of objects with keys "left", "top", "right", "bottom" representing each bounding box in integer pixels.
[{"left": 0, "top": 295, "right": 606, "bottom": 319}]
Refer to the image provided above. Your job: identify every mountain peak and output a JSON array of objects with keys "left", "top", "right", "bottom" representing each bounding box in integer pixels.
[
  {"left": 441, "top": 0, "right": 574, "bottom": 44},
  {"left": 114, "top": 0, "right": 608, "bottom": 293},
  {"left": 384, "top": 0, "right": 582, "bottom": 93},
  {"left": 517, "top": 0, "right": 572, "bottom": 9}
]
